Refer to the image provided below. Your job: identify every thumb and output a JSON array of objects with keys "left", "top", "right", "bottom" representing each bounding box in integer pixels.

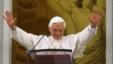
[
  {"left": 88, "top": 16, "right": 92, "bottom": 23},
  {"left": 13, "top": 18, "right": 16, "bottom": 22}
]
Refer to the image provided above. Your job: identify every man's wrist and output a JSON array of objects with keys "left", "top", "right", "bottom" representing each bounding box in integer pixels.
[
  {"left": 90, "top": 23, "right": 96, "bottom": 28},
  {"left": 11, "top": 26, "right": 17, "bottom": 31}
]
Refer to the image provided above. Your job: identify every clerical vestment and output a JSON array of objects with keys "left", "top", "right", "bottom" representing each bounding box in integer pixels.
[{"left": 12, "top": 25, "right": 97, "bottom": 59}]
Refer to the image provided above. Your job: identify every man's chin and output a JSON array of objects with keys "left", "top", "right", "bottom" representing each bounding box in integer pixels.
[{"left": 54, "top": 37, "right": 61, "bottom": 40}]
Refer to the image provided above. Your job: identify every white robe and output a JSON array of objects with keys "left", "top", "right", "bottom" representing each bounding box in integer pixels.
[{"left": 11, "top": 25, "right": 97, "bottom": 59}]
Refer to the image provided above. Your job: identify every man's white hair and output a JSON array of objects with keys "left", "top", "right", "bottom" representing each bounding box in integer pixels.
[{"left": 48, "top": 16, "right": 66, "bottom": 28}]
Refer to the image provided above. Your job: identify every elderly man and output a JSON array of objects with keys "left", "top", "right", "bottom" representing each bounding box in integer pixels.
[{"left": 3, "top": 11, "right": 102, "bottom": 62}]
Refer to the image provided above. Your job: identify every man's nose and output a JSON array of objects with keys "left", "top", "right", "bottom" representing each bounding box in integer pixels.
[{"left": 56, "top": 31, "right": 60, "bottom": 35}]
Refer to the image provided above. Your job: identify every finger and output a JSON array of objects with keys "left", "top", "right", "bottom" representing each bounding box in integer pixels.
[
  {"left": 94, "top": 10, "right": 97, "bottom": 14},
  {"left": 88, "top": 16, "right": 93, "bottom": 23},
  {"left": 3, "top": 15, "right": 7, "bottom": 20},
  {"left": 98, "top": 10, "right": 102, "bottom": 15},
  {"left": 93, "top": 10, "right": 97, "bottom": 16},
  {"left": 93, "top": 11, "right": 97, "bottom": 17},
  {"left": 14, "top": 18, "right": 16, "bottom": 22},
  {"left": 94, "top": 10, "right": 101, "bottom": 18},
  {"left": 97, "top": 10, "right": 100, "bottom": 13},
  {"left": 5, "top": 11, "right": 11, "bottom": 17},
  {"left": 93, "top": 11, "right": 100, "bottom": 19},
  {"left": 97, "top": 10, "right": 102, "bottom": 15},
  {"left": 6, "top": 11, "right": 11, "bottom": 17},
  {"left": 97, "top": 10, "right": 103, "bottom": 16},
  {"left": 97, "top": 11, "right": 103, "bottom": 18},
  {"left": 2, "top": 15, "right": 9, "bottom": 24},
  {"left": 9, "top": 11, "right": 13, "bottom": 17},
  {"left": 99, "top": 12, "right": 103, "bottom": 17}
]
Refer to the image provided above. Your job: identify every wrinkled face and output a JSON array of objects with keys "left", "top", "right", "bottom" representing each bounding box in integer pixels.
[{"left": 49, "top": 22, "right": 65, "bottom": 40}]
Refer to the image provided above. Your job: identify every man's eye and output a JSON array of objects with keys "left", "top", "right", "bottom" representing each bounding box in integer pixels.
[
  {"left": 53, "top": 29, "right": 57, "bottom": 32},
  {"left": 59, "top": 30, "right": 63, "bottom": 32},
  {"left": 53, "top": 29, "right": 63, "bottom": 32}
]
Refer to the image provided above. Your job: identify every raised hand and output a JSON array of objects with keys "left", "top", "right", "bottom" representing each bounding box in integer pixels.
[
  {"left": 89, "top": 10, "right": 103, "bottom": 28},
  {"left": 3, "top": 11, "right": 17, "bottom": 30}
]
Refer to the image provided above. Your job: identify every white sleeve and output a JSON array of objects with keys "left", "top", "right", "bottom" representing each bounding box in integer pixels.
[
  {"left": 11, "top": 27, "right": 35, "bottom": 50},
  {"left": 78, "top": 25, "right": 98, "bottom": 46},
  {"left": 72, "top": 25, "right": 98, "bottom": 59}
]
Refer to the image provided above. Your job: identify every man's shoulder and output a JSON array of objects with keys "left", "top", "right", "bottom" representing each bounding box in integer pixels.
[{"left": 63, "top": 34, "right": 78, "bottom": 38}]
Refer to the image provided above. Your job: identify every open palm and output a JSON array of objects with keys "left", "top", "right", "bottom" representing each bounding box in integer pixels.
[
  {"left": 3, "top": 11, "right": 16, "bottom": 30},
  {"left": 89, "top": 11, "right": 103, "bottom": 27}
]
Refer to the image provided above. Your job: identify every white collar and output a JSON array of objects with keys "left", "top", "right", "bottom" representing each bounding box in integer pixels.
[
  {"left": 49, "top": 35, "right": 64, "bottom": 42},
  {"left": 48, "top": 35, "right": 64, "bottom": 49}
]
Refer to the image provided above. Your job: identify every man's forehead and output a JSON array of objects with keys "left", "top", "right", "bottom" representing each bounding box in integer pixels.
[{"left": 52, "top": 23, "right": 64, "bottom": 27}]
